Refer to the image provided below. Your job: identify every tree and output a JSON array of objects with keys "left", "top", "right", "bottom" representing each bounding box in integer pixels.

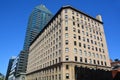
[{"left": 114, "top": 59, "right": 120, "bottom": 62}]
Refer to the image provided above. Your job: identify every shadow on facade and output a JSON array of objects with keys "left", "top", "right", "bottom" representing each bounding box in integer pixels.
[{"left": 75, "top": 66, "right": 113, "bottom": 80}]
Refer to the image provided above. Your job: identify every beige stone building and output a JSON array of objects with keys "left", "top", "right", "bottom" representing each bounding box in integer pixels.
[{"left": 26, "top": 5, "right": 111, "bottom": 80}]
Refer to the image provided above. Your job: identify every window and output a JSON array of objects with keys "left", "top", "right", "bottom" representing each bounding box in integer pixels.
[
  {"left": 83, "top": 37, "right": 85, "bottom": 41},
  {"left": 66, "top": 65, "right": 69, "bottom": 69},
  {"left": 92, "top": 53, "right": 95, "bottom": 58},
  {"left": 96, "top": 47, "right": 98, "bottom": 51},
  {"left": 79, "top": 49, "right": 82, "bottom": 55},
  {"left": 65, "top": 20, "right": 68, "bottom": 26},
  {"left": 96, "top": 54, "right": 99, "bottom": 58},
  {"left": 94, "top": 60, "right": 96, "bottom": 64},
  {"left": 72, "top": 16, "right": 75, "bottom": 20},
  {"left": 88, "top": 52, "right": 91, "bottom": 57},
  {"left": 72, "top": 11, "right": 74, "bottom": 14},
  {"left": 102, "top": 49, "right": 105, "bottom": 53},
  {"left": 59, "top": 57, "right": 61, "bottom": 62},
  {"left": 97, "top": 60, "right": 100, "bottom": 65},
  {"left": 84, "top": 51, "right": 87, "bottom": 56},
  {"left": 65, "top": 48, "right": 69, "bottom": 53},
  {"left": 86, "top": 32, "right": 88, "bottom": 36},
  {"left": 100, "top": 54, "right": 102, "bottom": 59},
  {"left": 65, "top": 40, "right": 69, "bottom": 45},
  {"left": 74, "top": 48, "right": 77, "bottom": 53},
  {"left": 91, "top": 40, "right": 93, "bottom": 44},
  {"left": 80, "top": 14, "right": 82, "bottom": 18},
  {"left": 87, "top": 39, "right": 89, "bottom": 43},
  {"left": 75, "top": 56, "right": 77, "bottom": 61},
  {"left": 85, "top": 58, "right": 87, "bottom": 63},
  {"left": 78, "top": 36, "right": 81, "bottom": 40},
  {"left": 59, "top": 74, "right": 61, "bottom": 80},
  {"left": 92, "top": 46, "right": 94, "bottom": 50},
  {"left": 65, "top": 9, "right": 67, "bottom": 13},
  {"left": 82, "top": 25, "right": 84, "bottom": 29},
  {"left": 77, "top": 23, "right": 80, "bottom": 27},
  {"left": 65, "top": 15, "right": 68, "bottom": 19},
  {"left": 104, "top": 62, "right": 107, "bottom": 66},
  {"left": 73, "top": 34, "right": 76, "bottom": 39},
  {"left": 65, "top": 27, "right": 68, "bottom": 31},
  {"left": 74, "top": 41, "right": 77, "bottom": 46},
  {"left": 65, "top": 33, "right": 68, "bottom": 38},
  {"left": 79, "top": 42, "right": 81, "bottom": 47},
  {"left": 73, "top": 22, "right": 75, "bottom": 25},
  {"left": 88, "top": 45, "right": 90, "bottom": 49},
  {"left": 83, "top": 44, "right": 86, "bottom": 48},
  {"left": 66, "top": 73, "right": 69, "bottom": 79},
  {"left": 103, "top": 55, "right": 106, "bottom": 60},
  {"left": 80, "top": 57, "right": 82, "bottom": 62},
  {"left": 82, "top": 31, "right": 85, "bottom": 35},
  {"left": 101, "top": 61, "right": 103, "bottom": 65},
  {"left": 73, "top": 27, "right": 76, "bottom": 32},
  {"left": 89, "top": 59, "right": 92, "bottom": 64},
  {"left": 65, "top": 56, "right": 69, "bottom": 61},
  {"left": 78, "top": 29, "right": 80, "bottom": 33}
]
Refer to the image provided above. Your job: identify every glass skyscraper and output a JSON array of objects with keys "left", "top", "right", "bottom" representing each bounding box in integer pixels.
[
  {"left": 23, "top": 4, "right": 53, "bottom": 51},
  {"left": 6, "top": 5, "right": 53, "bottom": 80}
]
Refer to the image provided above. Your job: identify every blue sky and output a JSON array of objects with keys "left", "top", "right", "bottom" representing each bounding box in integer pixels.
[{"left": 0, "top": 0, "right": 120, "bottom": 75}]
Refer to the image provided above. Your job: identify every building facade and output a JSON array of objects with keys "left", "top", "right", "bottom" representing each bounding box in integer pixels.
[
  {"left": 7, "top": 5, "right": 53, "bottom": 80},
  {"left": 23, "top": 4, "right": 53, "bottom": 51},
  {"left": 26, "top": 6, "right": 111, "bottom": 80},
  {"left": 111, "top": 60, "right": 120, "bottom": 80},
  {"left": 6, "top": 57, "right": 16, "bottom": 80}
]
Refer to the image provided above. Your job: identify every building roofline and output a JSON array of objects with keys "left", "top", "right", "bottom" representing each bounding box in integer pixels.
[{"left": 30, "top": 5, "right": 103, "bottom": 46}]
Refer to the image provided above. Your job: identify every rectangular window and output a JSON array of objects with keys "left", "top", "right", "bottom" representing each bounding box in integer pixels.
[
  {"left": 59, "top": 74, "right": 61, "bottom": 80},
  {"left": 101, "top": 61, "right": 103, "bottom": 65},
  {"left": 65, "top": 9, "right": 67, "bottom": 13},
  {"left": 74, "top": 48, "right": 77, "bottom": 53},
  {"left": 79, "top": 49, "right": 82, "bottom": 55},
  {"left": 65, "top": 33, "right": 68, "bottom": 38},
  {"left": 89, "top": 59, "right": 92, "bottom": 64},
  {"left": 73, "top": 27, "right": 76, "bottom": 32},
  {"left": 80, "top": 57, "right": 82, "bottom": 62},
  {"left": 73, "top": 22, "right": 75, "bottom": 25},
  {"left": 78, "top": 29, "right": 80, "bottom": 33},
  {"left": 104, "top": 62, "right": 107, "bottom": 66},
  {"left": 88, "top": 45, "right": 90, "bottom": 49},
  {"left": 74, "top": 41, "right": 77, "bottom": 46},
  {"left": 72, "top": 16, "right": 75, "bottom": 20},
  {"left": 66, "top": 65, "right": 69, "bottom": 69},
  {"left": 65, "top": 27, "right": 68, "bottom": 31},
  {"left": 78, "top": 36, "right": 81, "bottom": 40},
  {"left": 79, "top": 42, "right": 81, "bottom": 47},
  {"left": 84, "top": 51, "right": 87, "bottom": 56},
  {"left": 65, "top": 15, "right": 68, "bottom": 19},
  {"left": 81, "top": 25, "right": 84, "bottom": 29},
  {"left": 73, "top": 34, "right": 76, "bottom": 39},
  {"left": 97, "top": 60, "right": 100, "bottom": 65},
  {"left": 65, "top": 48, "right": 69, "bottom": 53},
  {"left": 87, "top": 38, "right": 89, "bottom": 43},
  {"left": 65, "top": 20, "right": 68, "bottom": 26},
  {"left": 83, "top": 44, "right": 86, "bottom": 48},
  {"left": 94, "top": 60, "right": 96, "bottom": 64},
  {"left": 66, "top": 73, "right": 69, "bottom": 79},
  {"left": 85, "top": 58, "right": 87, "bottom": 63},
  {"left": 75, "top": 56, "right": 77, "bottom": 61},
  {"left": 65, "top": 56, "right": 69, "bottom": 61},
  {"left": 83, "top": 37, "right": 85, "bottom": 41},
  {"left": 65, "top": 40, "right": 69, "bottom": 45}
]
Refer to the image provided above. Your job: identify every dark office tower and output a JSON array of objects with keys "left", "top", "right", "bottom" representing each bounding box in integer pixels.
[
  {"left": 23, "top": 4, "right": 53, "bottom": 51},
  {"left": 5, "top": 57, "right": 16, "bottom": 80}
]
